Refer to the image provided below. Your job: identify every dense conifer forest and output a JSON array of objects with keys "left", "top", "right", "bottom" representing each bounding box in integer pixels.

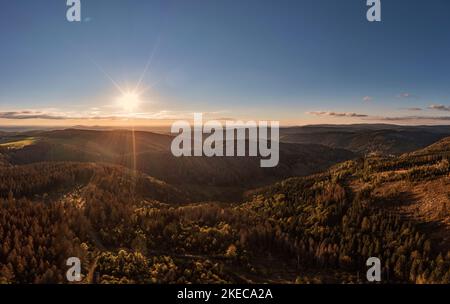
[{"left": 0, "top": 131, "right": 449, "bottom": 284}]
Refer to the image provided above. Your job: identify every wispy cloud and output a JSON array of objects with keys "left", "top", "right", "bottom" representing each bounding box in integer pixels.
[
  {"left": 0, "top": 111, "right": 67, "bottom": 120},
  {"left": 401, "top": 107, "right": 423, "bottom": 111},
  {"left": 362, "top": 96, "right": 373, "bottom": 102},
  {"left": 0, "top": 110, "right": 232, "bottom": 121},
  {"left": 428, "top": 104, "right": 450, "bottom": 112},
  {"left": 0, "top": 110, "right": 167, "bottom": 120},
  {"left": 397, "top": 92, "right": 416, "bottom": 99},
  {"left": 373, "top": 115, "right": 450, "bottom": 122},
  {"left": 307, "top": 110, "right": 450, "bottom": 124},
  {"left": 307, "top": 111, "right": 368, "bottom": 118}
]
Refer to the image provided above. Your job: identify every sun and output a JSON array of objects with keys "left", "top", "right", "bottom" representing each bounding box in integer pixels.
[{"left": 117, "top": 91, "right": 141, "bottom": 112}]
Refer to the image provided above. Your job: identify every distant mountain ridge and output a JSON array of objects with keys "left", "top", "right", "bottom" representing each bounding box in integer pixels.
[{"left": 280, "top": 125, "right": 450, "bottom": 156}]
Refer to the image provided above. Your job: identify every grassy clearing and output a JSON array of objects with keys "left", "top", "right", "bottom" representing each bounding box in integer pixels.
[{"left": 0, "top": 137, "right": 37, "bottom": 149}]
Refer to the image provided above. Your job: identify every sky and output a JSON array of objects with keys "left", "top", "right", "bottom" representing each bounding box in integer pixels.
[{"left": 1, "top": 0, "right": 450, "bottom": 126}]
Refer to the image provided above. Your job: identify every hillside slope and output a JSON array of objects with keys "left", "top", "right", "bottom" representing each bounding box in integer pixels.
[
  {"left": 0, "top": 129, "right": 355, "bottom": 200},
  {"left": 241, "top": 136, "right": 450, "bottom": 283},
  {"left": 1, "top": 131, "right": 449, "bottom": 284},
  {"left": 0, "top": 161, "right": 190, "bottom": 204}
]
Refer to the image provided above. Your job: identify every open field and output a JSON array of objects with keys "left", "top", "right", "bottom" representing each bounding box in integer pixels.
[{"left": 0, "top": 137, "right": 37, "bottom": 149}]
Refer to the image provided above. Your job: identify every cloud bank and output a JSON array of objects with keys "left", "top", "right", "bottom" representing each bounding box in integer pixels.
[
  {"left": 428, "top": 104, "right": 450, "bottom": 112},
  {"left": 307, "top": 111, "right": 368, "bottom": 118},
  {"left": 0, "top": 110, "right": 232, "bottom": 121}
]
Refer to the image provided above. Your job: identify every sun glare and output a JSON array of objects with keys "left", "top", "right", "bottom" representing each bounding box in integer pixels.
[{"left": 117, "top": 91, "right": 141, "bottom": 112}]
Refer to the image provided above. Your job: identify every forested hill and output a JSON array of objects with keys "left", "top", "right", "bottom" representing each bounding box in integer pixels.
[
  {"left": 0, "top": 129, "right": 355, "bottom": 201},
  {"left": 0, "top": 134, "right": 449, "bottom": 283},
  {"left": 280, "top": 124, "right": 450, "bottom": 156},
  {"left": 243, "top": 135, "right": 450, "bottom": 283}
]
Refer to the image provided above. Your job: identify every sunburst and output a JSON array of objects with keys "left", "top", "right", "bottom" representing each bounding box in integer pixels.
[{"left": 116, "top": 91, "right": 142, "bottom": 113}]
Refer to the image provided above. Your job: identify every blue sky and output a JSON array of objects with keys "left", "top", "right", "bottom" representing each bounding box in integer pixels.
[{"left": 1, "top": 0, "right": 450, "bottom": 126}]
